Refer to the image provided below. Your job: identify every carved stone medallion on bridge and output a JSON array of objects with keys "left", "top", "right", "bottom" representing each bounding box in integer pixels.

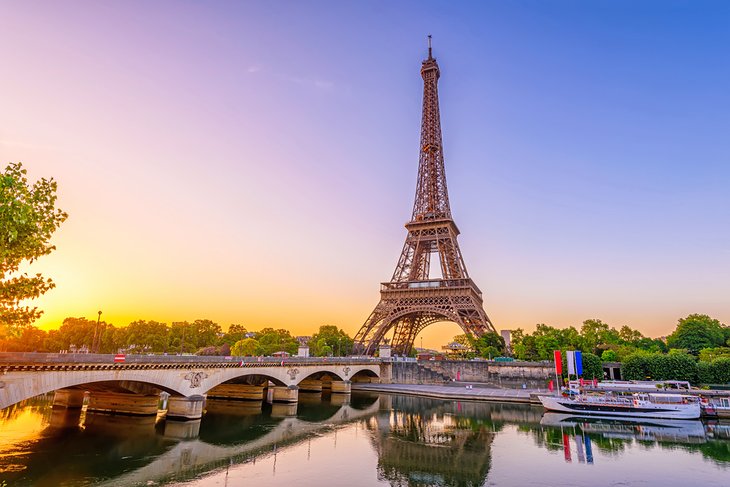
[
  {"left": 342, "top": 366, "right": 351, "bottom": 378},
  {"left": 287, "top": 368, "right": 299, "bottom": 380},
  {"left": 184, "top": 371, "right": 209, "bottom": 388}
]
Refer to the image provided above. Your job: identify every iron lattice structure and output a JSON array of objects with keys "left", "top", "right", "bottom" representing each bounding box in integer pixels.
[{"left": 354, "top": 40, "right": 496, "bottom": 356}]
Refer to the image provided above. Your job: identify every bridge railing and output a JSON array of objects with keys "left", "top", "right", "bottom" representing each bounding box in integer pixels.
[{"left": 0, "top": 352, "right": 382, "bottom": 365}]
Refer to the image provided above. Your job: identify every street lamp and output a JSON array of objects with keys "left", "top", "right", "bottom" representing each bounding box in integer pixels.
[{"left": 93, "top": 310, "right": 102, "bottom": 353}]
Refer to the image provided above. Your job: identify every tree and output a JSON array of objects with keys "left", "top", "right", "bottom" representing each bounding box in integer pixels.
[
  {"left": 472, "top": 332, "right": 505, "bottom": 359},
  {"left": 53, "top": 317, "right": 96, "bottom": 352},
  {"left": 601, "top": 350, "right": 618, "bottom": 362},
  {"left": 231, "top": 338, "right": 262, "bottom": 356},
  {"left": 619, "top": 325, "right": 643, "bottom": 343},
  {"left": 511, "top": 328, "right": 539, "bottom": 361},
  {"left": 699, "top": 347, "right": 730, "bottom": 363},
  {"left": 122, "top": 320, "right": 169, "bottom": 353},
  {"left": 580, "top": 319, "right": 620, "bottom": 355},
  {"left": 309, "top": 325, "right": 354, "bottom": 357},
  {"left": 221, "top": 324, "right": 248, "bottom": 345},
  {"left": 255, "top": 328, "right": 298, "bottom": 356},
  {"left": 1, "top": 162, "right": 67, "bottom": 335},
  {"left": 667, "top": 314, "right": 727, "bottom": 354},
  {"left": 582, "top": 352, "right": 603, "bottom": 380}
]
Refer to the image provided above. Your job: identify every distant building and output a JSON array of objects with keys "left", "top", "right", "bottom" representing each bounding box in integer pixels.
[
  {"left": 442, "top": 341, "right": 469, "bottom": 358},
  {"left": 296, "top": 336, "right": 311, "bottom": 346}
]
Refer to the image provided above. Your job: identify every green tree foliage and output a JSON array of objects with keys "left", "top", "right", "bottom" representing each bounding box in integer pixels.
[
  {"left": 221, "top": 324, "right": 248, "bottom": 345},
  {"left": 580, "top": 319, "right": 621, "bottom": 355},
  {"left": 255, "top": 328, "right": 298, "bottom": 355},
  {"left": 601, "top": 350, "right": 618, "bottom": 362},
  {"left": 618, "top": 325, "right": 644, "bottom": 343},
  {"left": 667, "top": 314, "right": 728, "bottom": 354},
  {"left": 309, "top": 325, "right": 353, "bottom": 357},
  {"left": 472, "top": 332, "right": 506, "bottom": 359},
  {"left": 121, "top": 320, "right": 169, "bottom": 353},
  {"left": 621, "top": 352, "right": 699, "bottom": 383},
  {"left": 169, "top": 319, "right": 223, "bottom": 353},
  {"left": 53, "top": 317, "right": 96, "bottom": 351},
  {"left": 699, "top": 347, "right": 730, "bottom": 363},
  {"left": 1, "top": 162, "right": 67, "bottom": 336},
  {"left": 696, "top": 358, "right": 730, "bottom": 385},
  {"left": 231, "top": 338, "right": 262, "bottom": 356},
  {"left": 511, "top": 328, "right": 539, "bottom": 361},
  {"left": 581, "top": 352, "right": 603, "bottom": 380},
  {"left": 509, "top": 318, "right": 679, "bottom": 363},
  {"left": 710, "top": 357, "right": 730, "bottom": 384}
]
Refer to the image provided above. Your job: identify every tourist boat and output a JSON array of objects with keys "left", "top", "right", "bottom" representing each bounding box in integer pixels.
[
  {"left": 702, "top": 396, "right": 730, "bottom": 419},
  {"left": 538, "top": 392, "right": 701, "bottom": 419}
]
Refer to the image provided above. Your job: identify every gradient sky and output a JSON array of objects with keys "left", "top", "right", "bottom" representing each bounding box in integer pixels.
[{"left": 1, "top": 1, "right": 728, "bottom": 347}]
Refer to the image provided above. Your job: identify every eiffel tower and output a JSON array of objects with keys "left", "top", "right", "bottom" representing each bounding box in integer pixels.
[{"left": 354, "top": 38, "right": 496, "bottom": 356}]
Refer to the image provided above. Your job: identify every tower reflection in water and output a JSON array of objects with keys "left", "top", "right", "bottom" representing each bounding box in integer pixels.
[{"left": 365, "top": 395, "right": 500, "bottom": 487}]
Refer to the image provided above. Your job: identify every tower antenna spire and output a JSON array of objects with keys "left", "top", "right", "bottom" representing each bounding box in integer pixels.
[{"left": 427, "top": 34, "right": 433, "bottom": 59}]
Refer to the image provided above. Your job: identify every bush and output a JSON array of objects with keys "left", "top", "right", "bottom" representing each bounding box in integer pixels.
[
  {"left": 621, "top": 352, "right": 698, "bottom": 383},
  {"left": 697, "top": 361, "right": 715, "bottom": 385},
  {"left": 582, "top": 352, "right": 603, "bottom": 380},
  {"left": 601, "top": 350, "right": 618, "bottom": 362},
  {"left": 621, "top": 353, "right": 652, "bottom": 381},
  {"left": 712, "top": 357, "right": 730, "bottom": 384}
]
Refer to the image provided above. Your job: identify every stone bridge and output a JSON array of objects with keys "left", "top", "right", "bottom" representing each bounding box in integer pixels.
[{"left": 0, "top": 353, "right": 391, "bottom": 418}]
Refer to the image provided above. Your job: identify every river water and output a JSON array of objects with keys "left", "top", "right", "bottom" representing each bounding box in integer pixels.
[{"left": 1, "top": 392, "right": 729, "bottom": 486}]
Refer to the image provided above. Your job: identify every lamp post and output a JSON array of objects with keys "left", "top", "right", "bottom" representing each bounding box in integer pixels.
[
  {"left": 93, "top": 310, "right": 102, "bottom": 353},
  {"left": 180, "top": 325, "right": 185, "bottom": 355}
]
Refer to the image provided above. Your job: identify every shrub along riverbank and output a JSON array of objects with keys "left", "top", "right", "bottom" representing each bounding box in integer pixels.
[{"left": 621, "top": 352, "right": 730, "bottom": 385}]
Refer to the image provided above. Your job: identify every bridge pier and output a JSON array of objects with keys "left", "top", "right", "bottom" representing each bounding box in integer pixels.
[
  {"left": 167, "top": 395, "right": 205, "bottom": 420},
  {"left": 298, "top": 379, "right": 323, "bottom": 392},
  {"left": 269, "top": 385, "right": 298, "bottom": 403},
  {"left": 206, "top": 398, "right": 263, "bottom": 415},
  {"left": 86, "top": 391, "right": 160, "bottom": 416},
  {"left": 207, "top": 384, "right": 265, "bottom": 401},
  {"left": 331, "top": 380, "right": 351, "bottom": 394},
  {"left": 52, "top": 388, "right": 86, "bottom": 409},
  {"left": 379, "top": 362, "right": 392, "bottom": 384}
]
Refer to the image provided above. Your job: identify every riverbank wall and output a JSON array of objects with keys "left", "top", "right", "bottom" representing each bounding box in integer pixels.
[{"left": 391, "top": 360, "right": 553, "bottom": 389}]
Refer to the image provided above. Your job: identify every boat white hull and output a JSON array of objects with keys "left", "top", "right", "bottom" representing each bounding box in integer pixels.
[{"left": 539, "top": 395, "right": 701, "bottom": 420}]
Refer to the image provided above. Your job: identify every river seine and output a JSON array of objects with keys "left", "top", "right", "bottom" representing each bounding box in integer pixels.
[{"left": 1, "top": 392, "right": 728, "bottom": 486}]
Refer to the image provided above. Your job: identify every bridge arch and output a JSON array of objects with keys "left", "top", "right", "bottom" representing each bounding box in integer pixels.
[
  {"left": 292, "top": 364, "right": 379, "bottom": 387},
  {"left": 1, "top": 370, "right": 200, "bottom": 408}
]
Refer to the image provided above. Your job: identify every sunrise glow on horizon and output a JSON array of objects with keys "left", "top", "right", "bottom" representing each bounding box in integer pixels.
[{"left": 2, "top": 2, "right": 729, "bottom": 348}]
